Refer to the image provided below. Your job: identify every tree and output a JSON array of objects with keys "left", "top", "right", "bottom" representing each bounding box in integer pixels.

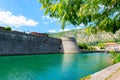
[
  {"left": 39, "top": 0, "right": 120, "bottom": 33},
  {"left": 4, "top": 26, "right": 12, "bottom": 31},
  {"left": 97, "top": 43, "right": 105, "bottom": 49}
]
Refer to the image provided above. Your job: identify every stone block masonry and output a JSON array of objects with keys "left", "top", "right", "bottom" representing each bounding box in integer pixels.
[
  {"left": 89, "top": 62, "right": 120, "bottom": 80},
  {"left": 60, "top": 37, "right": 80, "bottom": 53},
  {"left": 0, "top": 30, "right": 62, "bottom": 55}
]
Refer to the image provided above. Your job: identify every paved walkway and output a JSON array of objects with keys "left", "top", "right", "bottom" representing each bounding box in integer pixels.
[
  {"left": 89, "top": 62, "right": 120, "bottom": 80},
  {"left": 81, "top": 63, "right": 120, "bottom": 80},
  {"left": 107, "top": 69, "right": 120, "bottom": 80}
]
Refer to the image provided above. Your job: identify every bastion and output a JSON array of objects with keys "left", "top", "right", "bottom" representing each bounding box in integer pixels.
[
  {"left": 0, "top": 30, "right": 80, "bottom": 55},
  {"left": 60, "top": 37, "right": 80, "bottom": 53}
]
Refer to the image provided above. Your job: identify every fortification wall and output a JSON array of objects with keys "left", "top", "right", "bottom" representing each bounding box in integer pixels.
[
  {"left": 0, "top": 30, "right": 61, "bottom": 55},
  {"left": 60, "top": 37, "right": 80, "bottom": 54}
]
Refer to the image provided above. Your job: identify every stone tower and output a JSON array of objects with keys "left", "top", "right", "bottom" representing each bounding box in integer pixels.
[{"left": 60, "top": 37, "right": 80, "bottom": 54}]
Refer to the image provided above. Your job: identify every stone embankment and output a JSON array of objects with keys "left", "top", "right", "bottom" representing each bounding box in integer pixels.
[{"left": 89, "top": 62, "right": 120, "bottom": 80}]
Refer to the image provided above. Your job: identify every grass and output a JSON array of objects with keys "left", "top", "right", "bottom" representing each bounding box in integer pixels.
[{"left": 80, "top": 75, "right": 91, "bottom": 80}]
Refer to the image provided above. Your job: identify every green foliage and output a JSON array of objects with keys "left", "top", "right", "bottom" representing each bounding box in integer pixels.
[
  {"left": 85, "top": 26, "right": 97, "bottom": 34},
  {"left": 107, "top": 39, "right": 115, "bottom": 42},
  {"left": 114, "top": 38, "right": 120, "bottom": 43},
  {"left": 4, "top": 26, "right": 12, "bottom": 31},
  {"left": 39, "top": 0, "right": 120, "bottom": 33},
  {"left": 48, "top": 31, "right": 67, "bottom": 38},
  {"left": 80, "top": 75, "right": 91, "bottom": 80},
  {"left": 87, "top": 46, "right": 96, "bottom": 50},
  {"left": 110, "top": 50, "right": 120, "bottom": 64},
  {"left": 78, "top": 43, "right": 97, "bottom": 50},
  {"left": 97, "top": 43, "right": 105, "bottom": 49},
  {"left": 78, "top": 43, "right": 88, "bottom": 49}
]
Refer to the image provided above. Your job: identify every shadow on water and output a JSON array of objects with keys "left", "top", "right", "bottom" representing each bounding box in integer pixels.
[{"left": 0, "top": 53, "right": 112, "bottom": 80}]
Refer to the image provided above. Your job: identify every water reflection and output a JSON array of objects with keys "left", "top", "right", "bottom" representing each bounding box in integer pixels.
[
  {"left": 61, "top": 53, "right": 112, "bottom": 79},
  {"left": 62, "top": 54, "right": 78, "bottom": 80}
]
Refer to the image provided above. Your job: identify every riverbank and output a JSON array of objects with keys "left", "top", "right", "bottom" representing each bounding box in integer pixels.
[
  {"left": 107, "top": 69, "right": 120, "bottom": 80},
  {"left": 80, "top": 49, "right": 120, "bottom": 53},
  {"left": 81, "top": 62, "right": 120, "bottom": 80}
]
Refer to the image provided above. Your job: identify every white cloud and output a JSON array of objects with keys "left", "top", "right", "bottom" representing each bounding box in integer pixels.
[
  {"left": 64, "top": 28, "right": 70, "bottom": 31},
  {"left": 75, "top": 23, "right": 85, "bottom": 29},
  {"left": 76, "top": 27, "right": 80, "bottom": 29},
  {"left": 43, "top": 21, "right": 49, "bottom": 25},
  {"left": 48, "top": 29, "right": 57, "bottom": 33},
  {"left": 42, "top": 15, "right": 59, "bottom": 24},
  {"left": 48, "top": 28, "right": 72, "bottom": 33},
  {"left": 80, "top": 23, "right": 85, "bottom": 27},
  {"left": 59, "top": 28, "right": 71, "bottom": 32},
  {"left": 0, "top": 10, "right": 38, "bottom": 27}
]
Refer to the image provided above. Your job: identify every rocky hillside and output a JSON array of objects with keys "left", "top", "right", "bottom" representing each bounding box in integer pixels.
[{"left": 48, "top": 29, "right": 120, "bottom": 45}]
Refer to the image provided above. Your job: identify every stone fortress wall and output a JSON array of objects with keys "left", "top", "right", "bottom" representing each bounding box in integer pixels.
[
  {"left": 0, "top": 30, "right": 80, "bottom": 55},
  {"left": 0, "top": 30, "right": 61, "bottom": 55}
]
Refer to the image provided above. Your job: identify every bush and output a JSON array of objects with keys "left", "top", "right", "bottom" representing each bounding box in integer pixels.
[
  {"left": 78, "top": 43, "right": 88, "bottom": 49},
  {"left": 87, "top": 46, "right": 96, "bottom": 50},
  {"left": 110, "top": 50, "right": 120, "bottom": 64},
  {"left": 97, "top": 43, "right": 105, "bottom": 49},
  {"left": 4, "top": 26, "right": 12, "bottom": 31}
]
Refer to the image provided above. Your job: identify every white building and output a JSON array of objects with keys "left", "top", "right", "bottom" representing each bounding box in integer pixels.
[{"left": 105, "top": 42, "right": 120, "bottom": 51}]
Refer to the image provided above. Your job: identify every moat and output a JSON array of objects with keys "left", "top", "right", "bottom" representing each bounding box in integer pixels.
[{"left": 0, "top": 53, "right": 112, "bottom": 80}]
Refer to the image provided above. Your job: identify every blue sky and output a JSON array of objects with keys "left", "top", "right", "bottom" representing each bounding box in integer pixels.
[{"left": 0, "top": 0, "right": 83, "bottom": 33}]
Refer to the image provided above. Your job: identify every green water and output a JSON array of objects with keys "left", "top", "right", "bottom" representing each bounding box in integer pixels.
[{"left": 0, "top": 53, "right": 112, "bottom": 80}]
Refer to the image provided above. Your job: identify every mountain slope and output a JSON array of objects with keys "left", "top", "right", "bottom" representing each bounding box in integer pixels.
[{"left": 48, "top": 29, "right": 120, "bottom": 45}]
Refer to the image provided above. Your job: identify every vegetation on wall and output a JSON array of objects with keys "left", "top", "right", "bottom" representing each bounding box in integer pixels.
[{"left": 4, "top": 26, "right": 12, "bottom": 31}]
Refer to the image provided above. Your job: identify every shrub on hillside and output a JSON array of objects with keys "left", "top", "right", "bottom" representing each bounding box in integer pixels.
[
  {"left": 110, "top": 50, "right": 120, "bottom": 64},
  {"left": 78, "top": 43, "right": 88, "bottom": 49},
  {"left": 87, "top": 46, "right": 96, "bottom": 50},
  {"left": 97, "top": 43, "right": 105, "bottom": 49}
]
